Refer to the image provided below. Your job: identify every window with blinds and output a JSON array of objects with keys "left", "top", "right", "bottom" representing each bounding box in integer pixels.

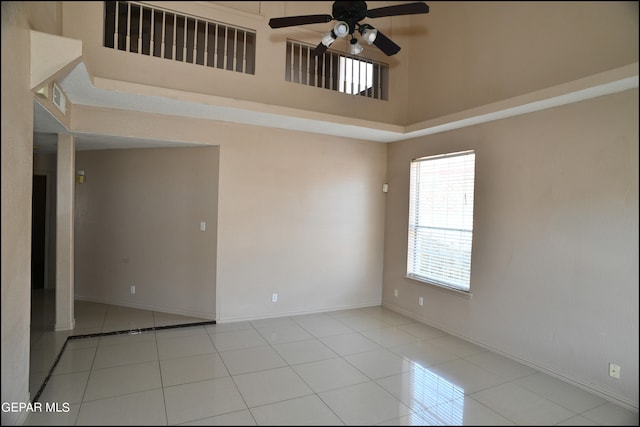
[{"left": 407, "top": 150, "right": 476, "bottom": 293}]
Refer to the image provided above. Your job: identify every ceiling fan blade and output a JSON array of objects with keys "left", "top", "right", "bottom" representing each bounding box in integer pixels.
[
  {"left": 268, "top": 14, "right": 333, "bottom": 29},
  {"left": 366, "top": 2, "right": 429, "bottom": 19},
  {"left": 311, "top": 42, "right": 329, "bottom": 57},
  {"left": 372, "top": 30, "right": 401, "bottom": 56}
]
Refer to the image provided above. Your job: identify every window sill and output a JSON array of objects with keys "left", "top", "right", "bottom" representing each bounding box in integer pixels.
[{"left": 405, "top": 275, "right": 473, "bottom": 300}]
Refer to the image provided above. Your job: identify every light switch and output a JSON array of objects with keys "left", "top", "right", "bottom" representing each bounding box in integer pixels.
[{"left": 200, "top": 221, "right": 206, "bottom": 231}]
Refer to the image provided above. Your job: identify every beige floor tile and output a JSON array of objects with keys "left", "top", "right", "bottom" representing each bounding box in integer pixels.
[
  {"left": 344, "top": 347, "right": 416, "bottom": 379},
  {"left": 319, "top": 332, "right": 382, "bottom": 356},
  {"left": 83, "top": 361, "right": 161, "bottom": 402},
  {"left": 208, "top": 328, "right": 268, "bottom": 352},
  {"left": 319, "top": 380, "right": 413, "bottom": 425},
  {"left": 157, "top": 333, "right": 216, "bottom": 360},
  {"left": 164, "top": 377, "right": 247, "bottom": 425},
  {"left": 387, "top": 340, "right": 460, "bottom": 368},
  {"left": 397, "top": 322, "right": 448, "bottom": 340},
  {"left": 514, "top": 372, "right": 607, "bottom": 413},
  {"left": 250, "top": 395, "right": 343, "bottom": 425},
  {"left": 24, "top": 403, "right": 80, "bottom": 426},
  {"left": 429, "top": 335, "right": 489, "bottom": 358},
  {"left": 376, "top": 365, "right": 465, "bottom": 412},
  {"left": 233, "top": 366, "right": 313, "bottom": 408},
  {"left": 52, "top": 347, "right": 96, "bottom": 375},
  {"left": 160, "top": 352, "right": 229, "bottom": 386},
  {"left": 91, "top": 340, "right": 158, "bottom": 369},
  {"left": 38, "top": 371, "right": 90, "bottom": 405},
  {"left": 471, "top": 382, "right": 576, "bottom": 425},
  {"left": 426, "top": 358, "right": 507, "bottom": 394},
  {"left": 580, "top": 402, "right": 639, "bottom": 426},
  {"left": 463, "top": 350, "right": 537, "bottom": 381},
  {"left": 292, "top": 315, "right": 354, "bottom": 337},
  {"left": 361, "top": 326, "right": 421, "bottom": 348},
  {"left": 272, "top": 338, "right": 338, "bottom": 365},
  {"left": 421, "top": 396, "right": 516, "bottom": 425},
  {"left": 378, "top": 411, "right": 439, "bottom": 426},
  {"left": 177, "top": 409, "right": 257, "bottom": 425},
  {"left": 219, "top": 345, "right": 287, "bottom": 375},
  {"left": 292, "top": 357, "right": 369, "bottom": 392},
  {"left": 76, "top": 389, "right": 166, "bottom": 425}
]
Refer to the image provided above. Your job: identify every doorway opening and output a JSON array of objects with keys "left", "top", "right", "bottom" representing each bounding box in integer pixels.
[{"left": 31, "top": 174, "right": 47, "bottom": 289}]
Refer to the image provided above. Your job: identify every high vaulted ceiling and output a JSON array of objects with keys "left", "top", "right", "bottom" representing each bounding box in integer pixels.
[{"left": 32, "top": 0, "right": 638, "bottom": 155}]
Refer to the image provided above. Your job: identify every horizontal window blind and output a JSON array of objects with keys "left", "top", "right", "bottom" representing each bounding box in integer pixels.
[{"left": 407, "top": 151, "right": 476, "bottom": 292}]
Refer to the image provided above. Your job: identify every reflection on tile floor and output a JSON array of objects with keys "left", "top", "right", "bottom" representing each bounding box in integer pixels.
[{"left": 27, "top": 293, "right": 638, "bottom": 425}]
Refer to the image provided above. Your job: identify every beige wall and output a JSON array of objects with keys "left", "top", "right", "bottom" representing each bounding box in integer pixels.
[
  {"left": 1, "top": 2, "right": 60, "bottom": 424},
  {"left": 383, "top": 89, "right": 639, "bottom": 408},
  {"left": 69, "top": 119, "right": 388, "bottom": 323},
  {"left": 1, "top": 5, "right": 33, "bottom": 424},
  {"left": 408, "top": 1, "right": 639, "bottom": 122},
  {"left": 216, "top": 126, "right": 388, "bottom": 321},
  {"left": 74, "top": 146, "right": 219, "bottom": 319},
  {"left": 70, "top": 104, "right": 388, "bottom": 321}
]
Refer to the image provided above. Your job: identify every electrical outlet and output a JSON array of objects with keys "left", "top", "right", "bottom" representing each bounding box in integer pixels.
[
  {"left": 130, "top": 285, "right": 136, "bottom": 295},
  {"left": 609, "top": 363, "right": 620, "bottom": 379},
  {"left": 418, "top": 296, "right": 424, "bottom": 306},
  {"left": 272, "top": 293, "right": 278, "bottom": 303},
  {"left": 394, "top": 289, "right": 398, "bottom": 297}
]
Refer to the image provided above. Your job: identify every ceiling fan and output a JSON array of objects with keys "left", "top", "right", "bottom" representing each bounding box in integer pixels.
[{"left": 268, "top": 1, "right": 429, "bottom": 57}]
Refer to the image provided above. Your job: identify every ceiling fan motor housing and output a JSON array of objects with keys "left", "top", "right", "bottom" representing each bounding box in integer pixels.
[{"left": 332, "top": 1, "right": 368, "bottom": 34}]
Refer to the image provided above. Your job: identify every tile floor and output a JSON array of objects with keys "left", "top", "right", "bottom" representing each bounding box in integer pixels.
[{"left": 26, "top": 293, "right": 638, "bottom": 425}]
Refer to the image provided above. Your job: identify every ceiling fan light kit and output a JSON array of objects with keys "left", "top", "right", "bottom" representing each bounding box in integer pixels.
[
  {"left": 334, "top": 21, "right": 351, "bottom": 38},
  {"left": 359, "top": 24, "right": 378, "bottom": 45},
  {"left": 321, "top": 31, "right": 337, "bottom": 47},
  {"left": 268, "top": 1, "right": 430, "bottom": 57},
  {"left": 349, "top": 38, "right": 365, "bottom": 55}
]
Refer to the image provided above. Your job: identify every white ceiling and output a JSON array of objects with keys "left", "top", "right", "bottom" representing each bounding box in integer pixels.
[{"left": 33, "top": 61, "right": 639, "bottom": 154}]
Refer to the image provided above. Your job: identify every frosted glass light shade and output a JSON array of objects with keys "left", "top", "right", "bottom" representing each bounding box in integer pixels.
[
  {"left": 361, "top": 27, "right": 377, "bottom": 44},
  {"left": 349, "top": 40, "right": 364, "bottom": 55},
  {"left": 321, "top": 32, "right": 336, "bottom": 47},
  {"left": 333, "top": 21, "right": 350, "bottom": 38}
]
